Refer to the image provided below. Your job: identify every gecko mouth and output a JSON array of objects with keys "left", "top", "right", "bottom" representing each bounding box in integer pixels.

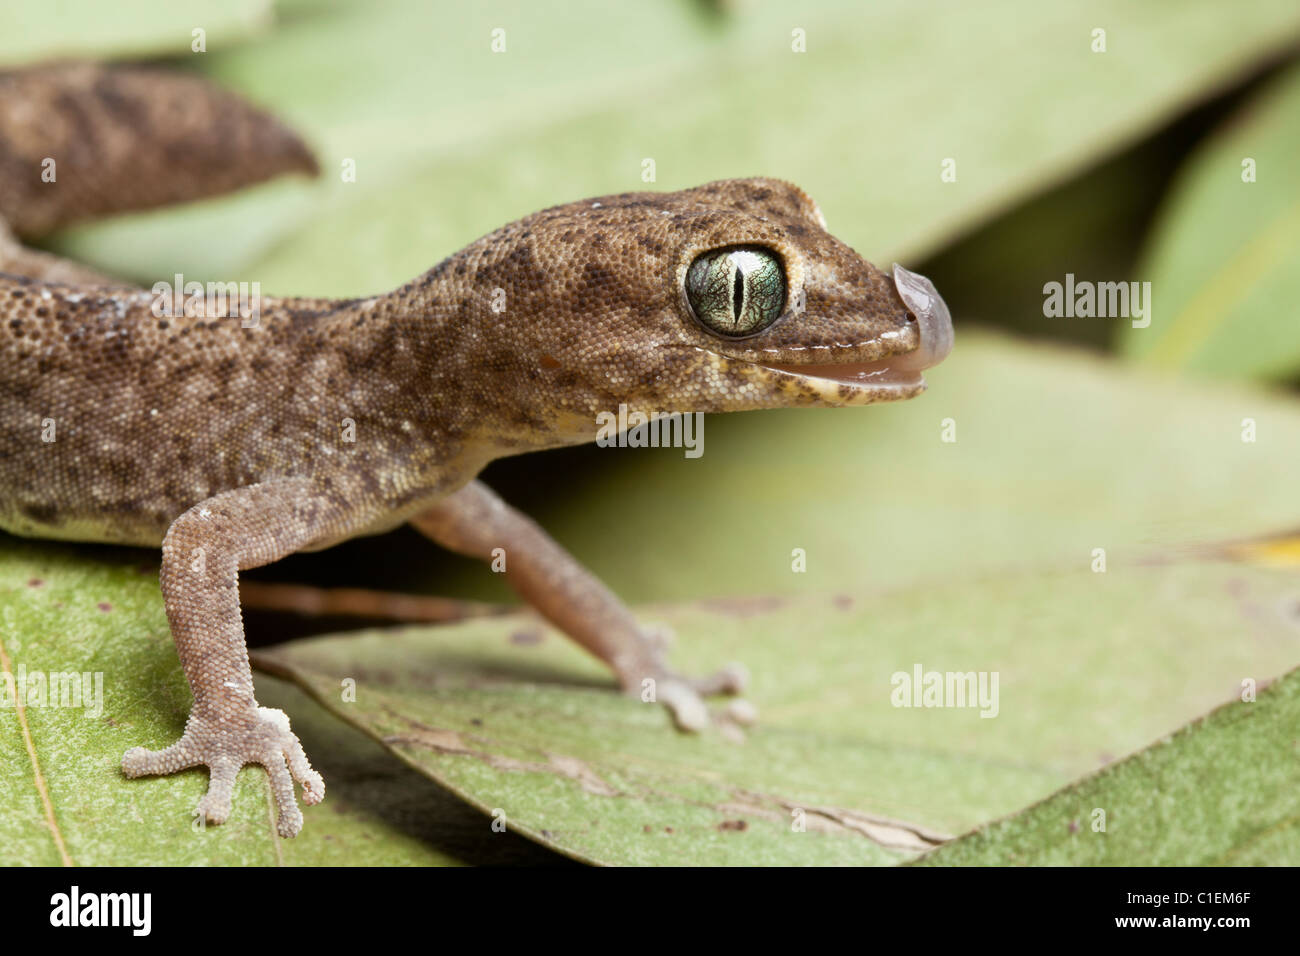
[{"left": 754, "top": 264, "right": 954, "bottom": 398}]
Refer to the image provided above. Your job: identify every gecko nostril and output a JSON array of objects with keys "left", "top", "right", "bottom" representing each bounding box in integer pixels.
[{"left": 905, "top": 312, "right": 917, "bottom": 323}]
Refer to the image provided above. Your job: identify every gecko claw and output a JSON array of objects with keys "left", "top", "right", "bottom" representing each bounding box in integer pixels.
[
  {"left": 122, "top": 704, "right": 323, "bottom": 836},
  {"left": 656, "top": 678, "right": 711, "bottom": 732}
]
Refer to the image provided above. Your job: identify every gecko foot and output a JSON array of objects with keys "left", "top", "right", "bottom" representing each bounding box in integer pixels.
[
  {"left": 626, "top": 629, "right": 751, "bottom": 732},
  {"left": 122, "top": 705, "right": 324, "bottom": 837}
]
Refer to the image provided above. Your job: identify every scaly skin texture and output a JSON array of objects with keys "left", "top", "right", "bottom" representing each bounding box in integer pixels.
[
  {"left": 0, "top": 66, "right": 952, "bottom": 837},
  {"left": 0, "top": 63, "right": 318, "bottom": 239}
]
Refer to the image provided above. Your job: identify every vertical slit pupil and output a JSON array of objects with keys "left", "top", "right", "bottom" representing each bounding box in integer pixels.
[{"left": 732, "top": 266, "right": 745, "bottom": 322}]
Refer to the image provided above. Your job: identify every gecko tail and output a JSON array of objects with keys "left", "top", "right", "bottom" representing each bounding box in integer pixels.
[{"left": 0, "top": 62, "right": 318, "bottom": 243}]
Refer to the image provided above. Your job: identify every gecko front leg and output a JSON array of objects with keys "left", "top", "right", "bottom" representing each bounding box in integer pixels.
[
  {"left": 122, "top": 478, "right": 350, "bottom": 837},
  {"left": 411, "top": 480, "right": 748, "bottom": 730}
]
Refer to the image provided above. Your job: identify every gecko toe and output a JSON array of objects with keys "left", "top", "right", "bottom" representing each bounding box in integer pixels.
[
  {"left": 633, "top": 657, "right": 756, "bottom": 733},
  {"left": 195, "top": 758, "right": 239, "bottom": 825},
  {"left": 122, "top": 740, "right": 200, "bottom": 777},
  {"left": 275, "top": 805, "right": 305, "bottom": 839},
  {"left": 690, "top": 662, "right": 749, "bottom": 696},
  {"left": 656, "top": 679, "right": 710, "bottom": 732},
  {"left": 724, "top": 697, "right": 759, "bottom": 726},
  {"left": 264, "top": 705, "right": 326, "bottom": 805},
  {"left": 261, "top": 755, "right": 305, "bottom": 837}
]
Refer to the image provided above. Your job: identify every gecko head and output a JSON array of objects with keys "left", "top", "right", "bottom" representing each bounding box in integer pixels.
[
  {"left": 508, "top": 178, "right": 952, "bottom": 421},
  {"left": 463, "top": 178, "right": 952, "bottom": 440},
  {"left": 657, "top": 178, "right": 954, "bottom": 410}
]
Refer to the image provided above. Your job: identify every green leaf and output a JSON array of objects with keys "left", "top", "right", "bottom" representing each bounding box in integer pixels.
[
  {"left": 0, "top": 542, "right": 558, "bottom": 865},
  {"left": 255, "top": 556, "right": 1300, "bottom": 866},
  {"left": 913, "top": 666, "right": 1300, "bottom": 865},
  {"left": 1120, "top": 63, "right": 1300, "bottom": 380},
  {"left": 0, "top": 0, "right": 274, "bottom": 67},
  {"left": 49, "top": 0, "right": 1300, "bottom": 292}
]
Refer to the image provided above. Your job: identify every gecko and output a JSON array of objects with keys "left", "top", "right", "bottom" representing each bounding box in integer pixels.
[{"left": 0, "top": 63, "right": 953, "bottom": 837}]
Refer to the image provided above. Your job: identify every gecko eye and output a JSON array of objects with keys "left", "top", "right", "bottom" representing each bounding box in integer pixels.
[{"left": 685, "top": 246, "right": 786, "bottom": 337}]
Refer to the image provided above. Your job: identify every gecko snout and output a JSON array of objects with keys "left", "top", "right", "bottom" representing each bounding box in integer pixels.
[{"left": 891, "top": 263, "right": 954, "bottom": 371}]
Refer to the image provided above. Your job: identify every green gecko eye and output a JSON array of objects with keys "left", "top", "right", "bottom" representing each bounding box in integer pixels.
[{"left": 685, "top": 246, "right": 786, "bottom": 337}]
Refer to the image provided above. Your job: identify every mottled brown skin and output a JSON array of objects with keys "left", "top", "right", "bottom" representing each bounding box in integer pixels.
[
  {"left": 0, "top": 63, "right": 318, "bottom": 239},
  {"left": 2, "top": 180, "right": 921, "bottom": 540},
  {"left": 0, "top": 68, "right": 943, "bottom": 837}
]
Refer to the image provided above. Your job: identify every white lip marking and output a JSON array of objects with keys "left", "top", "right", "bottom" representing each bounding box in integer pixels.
[{"left": 750, "top": 265, "right": 953, "bottom": 393}]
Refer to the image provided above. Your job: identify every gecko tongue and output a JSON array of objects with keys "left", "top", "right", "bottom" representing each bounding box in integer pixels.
[
  {"left": 890, "top": 263, "right": 954, "bottom": 371},
  {"left": 764, "top": 264, "right": 953, "bottom": 388}
]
